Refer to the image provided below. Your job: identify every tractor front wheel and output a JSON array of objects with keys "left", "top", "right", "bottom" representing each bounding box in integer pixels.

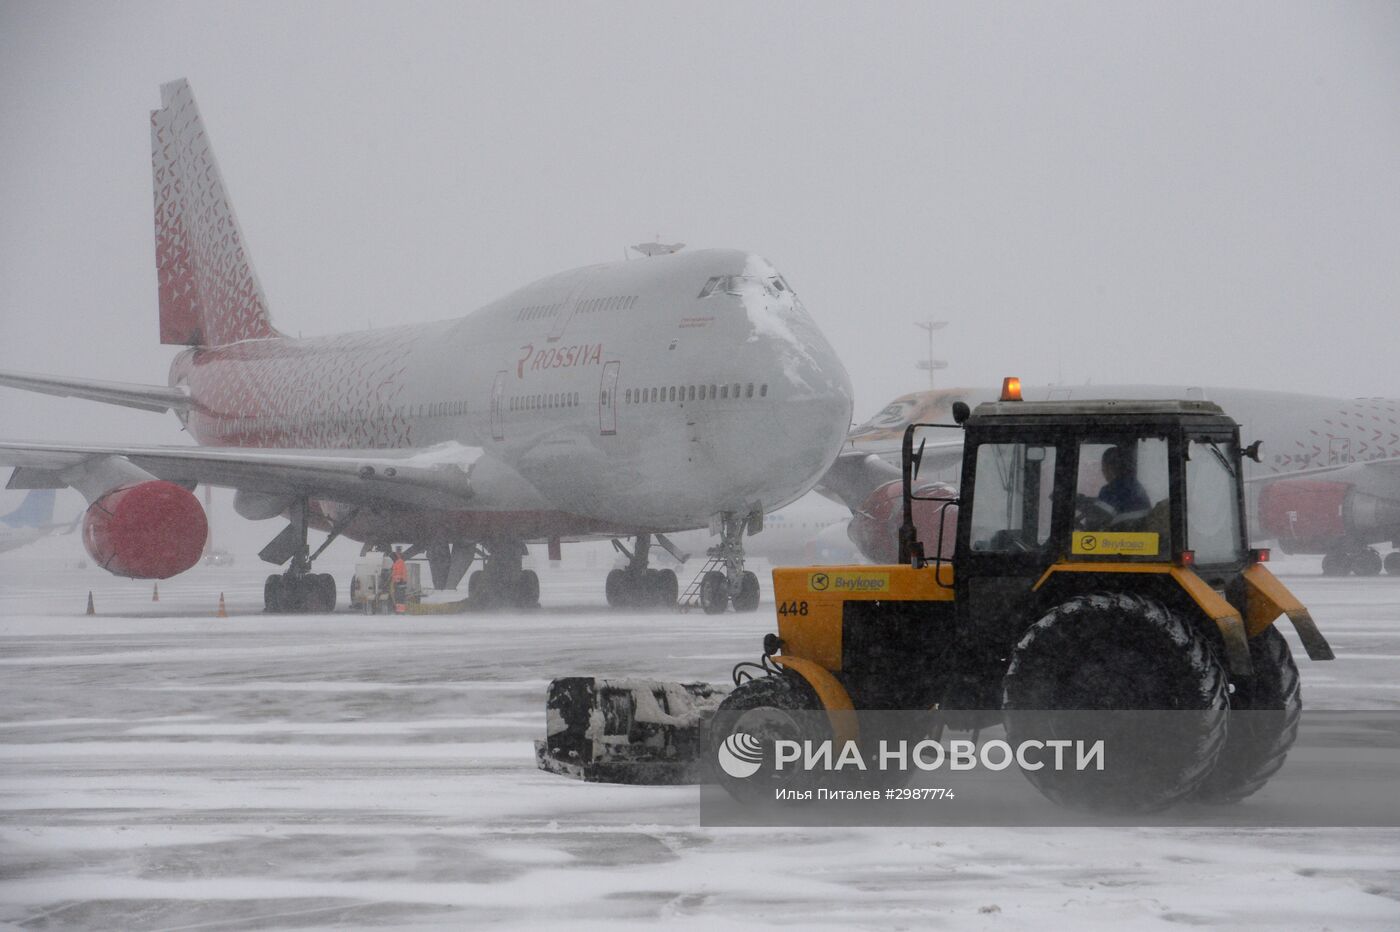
[{"left": 708, "top": 673, "right": 827, "bottom": 804}]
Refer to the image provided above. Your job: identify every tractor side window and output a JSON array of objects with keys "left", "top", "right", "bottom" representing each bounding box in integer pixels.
[
  {"left": 1186, "top": 438, "right": 1244, "bottom": 565},
  {"left": 969, "top": 443, "right": 1056, "bottom": 552}
]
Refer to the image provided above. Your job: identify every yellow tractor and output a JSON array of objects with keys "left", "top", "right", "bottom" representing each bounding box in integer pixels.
[{"left": 537, "top": 383, "right": 1333, "bottom": 810}]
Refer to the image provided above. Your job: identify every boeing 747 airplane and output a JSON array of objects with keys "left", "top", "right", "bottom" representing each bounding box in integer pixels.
[{"left": 0, "top": 81, "right": 853, "bottom": 613}]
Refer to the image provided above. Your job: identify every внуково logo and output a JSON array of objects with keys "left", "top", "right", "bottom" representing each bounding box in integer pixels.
[{"left": 717, "top": 733, "right": 764, "bottom": 779}]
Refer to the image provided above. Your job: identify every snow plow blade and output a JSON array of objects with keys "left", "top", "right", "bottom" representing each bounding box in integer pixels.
[{"left": 534, "top": 677, "right": 727, "bottom": 785}]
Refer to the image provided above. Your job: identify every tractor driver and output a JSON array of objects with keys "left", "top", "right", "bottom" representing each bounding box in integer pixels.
[{"left": 1098, "top": 445, "right": 1151, "bottom": 514}]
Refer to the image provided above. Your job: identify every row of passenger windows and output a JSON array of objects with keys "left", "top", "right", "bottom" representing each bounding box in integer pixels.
[
  {"left": 517, "top": 304, "right": 562, "bottom": 321},
  {"left": 624, "top": 382, "right": 768, "bottom": 405},
  {"left": 516, "top": 295, "right": 639, "bottom": 321},
  {"left": 578, "top": 295, "right": 638, "bottom": 313},
  {"left": 510, "top": 392, "right": 580, "bottom": 412}
]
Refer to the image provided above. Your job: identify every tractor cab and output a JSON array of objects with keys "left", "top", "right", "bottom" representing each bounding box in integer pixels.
[
  {"left": 933, "top": 396, "right": 1249, "bottom": 579},
  {"left": 893, "top": 395, "right": 1282, "bottom": 712}
]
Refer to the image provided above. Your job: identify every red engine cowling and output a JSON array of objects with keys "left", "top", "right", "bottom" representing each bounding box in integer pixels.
[
  {"left": 848, "top": 478, "right": 959, "bottom": 565},
  {"left": 1259, "top": 477, "right": 1400, "bottom": 553},
  {"left": 1258, "top": 479, "right": 1351, "bottom": 552},
  {"left": 82, "top": 481, "right": 208, "bottom": 579}
]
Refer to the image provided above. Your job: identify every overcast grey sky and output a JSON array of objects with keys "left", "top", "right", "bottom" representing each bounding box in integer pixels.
[{"left": 2, "top": 0, "right": 1397, "bottom": 448}]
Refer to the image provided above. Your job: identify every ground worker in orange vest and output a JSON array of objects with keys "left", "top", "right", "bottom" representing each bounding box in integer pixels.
[{"left": 391, "top": 549, "right": 409, "bottom": 614}]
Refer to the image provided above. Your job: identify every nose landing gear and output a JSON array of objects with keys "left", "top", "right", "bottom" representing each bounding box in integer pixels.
[
  {"left": 467, "top": 541, "right": 540, "bottom": 609},
  {"left": 687, "top": 509, "right": 762, "bottom": 614}
]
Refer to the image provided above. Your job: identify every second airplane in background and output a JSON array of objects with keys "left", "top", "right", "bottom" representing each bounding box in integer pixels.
[{"left": 824, "top": 384, "right": 1400, "bottom": 575}]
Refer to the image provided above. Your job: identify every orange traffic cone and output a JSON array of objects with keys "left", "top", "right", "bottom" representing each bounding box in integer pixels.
[
  {"left": 85, "top": 591, "right": 95, "bottom": 615},
  {"left": 152, "top": 582, "right": 160, "bottom": 602},
  {"left": 216, "top": 593, "right": 228, "bottom": 618}
]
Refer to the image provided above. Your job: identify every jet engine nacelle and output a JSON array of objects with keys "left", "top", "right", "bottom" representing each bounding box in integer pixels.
[
  {"left": 82, "top": 480, "right": 208, "bottom": 579},
  {"left": 847, "top": 478, "right": 958, "bottom": 565},
  {"left": 1258, "top": 478, "right": 1400, "bottom": 553}
]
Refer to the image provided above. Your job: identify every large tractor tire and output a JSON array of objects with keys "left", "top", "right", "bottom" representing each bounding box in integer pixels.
[
  {"left": 1194, "top": 625, "right": 1301, "bottom": 803},
  {"left": 1002, "top": 592, "right": 1230, "bottom": 813},
  {"left": 708, "top": 673, "right": 827, "bottom": 804}
]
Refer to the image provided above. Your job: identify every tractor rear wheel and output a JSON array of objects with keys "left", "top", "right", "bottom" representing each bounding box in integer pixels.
[
  {"left": 1194, "top": 625, "right": 1301, "bottom": 803},
  {"left": 709, "top": 673, "right": 827, "bottom": 804},
  {"left": 1002, "top": 592, "right": 1230, "bottom": 812}
]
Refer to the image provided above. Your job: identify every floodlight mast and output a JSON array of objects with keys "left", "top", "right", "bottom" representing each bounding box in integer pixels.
[{"left": 914, "top": 320, "right": 948, "bottom": 390}]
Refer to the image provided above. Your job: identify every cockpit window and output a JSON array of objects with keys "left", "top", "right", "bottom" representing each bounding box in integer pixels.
[{"left": 699, "top": 275, "right": 784, "bottom": 299}]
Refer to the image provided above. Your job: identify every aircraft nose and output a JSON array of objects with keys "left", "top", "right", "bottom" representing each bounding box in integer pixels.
[{"left": 729, "top": 264, "right": 853, "bottom": 487}]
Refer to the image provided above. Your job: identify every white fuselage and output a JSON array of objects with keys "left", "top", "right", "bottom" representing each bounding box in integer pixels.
[{"left": 173, "top": 249, "right": 854, "bottom": 543}]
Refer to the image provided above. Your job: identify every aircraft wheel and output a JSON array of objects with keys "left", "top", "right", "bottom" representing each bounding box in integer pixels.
[
  {"left": 653, "top": 568, "right": 679, "bottom": 608},
  {"left": 517, "top": 570, "right": 540, "bottom": 608},
  {"left": 474, "top": 572, "right": 503, "bottom": 609},
  {"left": 1354, "top": 549, "right": 1383, "bottom": 577},
  {"left": 1002, "top": 592, "right": 1229, "bottom": 813},
  {"left": 605, "top": 569, "right": 625, "bottom": 607},
  {"left": 1320, "top": 552, "right": 1350, "bottom": 576},
  {"left": 1386, "top": 552, "right": 1400, "bottom": 576},
  {"left": 263, "top": 574, "right": 283, "bottom": 613},
  {"left": 732, "top": 571, "right": 760, "bottom": 613},
  {"left": 317, "top": 574, "right": 338, "bottom": 613},
  {"left": 699, "top": 571, "right": 729, "bottom": 615},
  {"left": 281, "top": 575, "right": 309, "bottom": 614}
]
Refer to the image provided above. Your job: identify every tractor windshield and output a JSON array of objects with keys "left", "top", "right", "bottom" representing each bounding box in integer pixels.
[{"left": 1186, "top": 437, "right": 1245, "bottom": 565}]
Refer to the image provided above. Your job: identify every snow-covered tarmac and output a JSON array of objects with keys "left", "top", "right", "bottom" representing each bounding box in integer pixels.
[{"left": 2, "top": 551, "right": 1398, "bottom": 930}]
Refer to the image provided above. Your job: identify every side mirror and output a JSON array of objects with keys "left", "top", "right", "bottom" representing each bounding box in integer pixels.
[
  {"left": 951, "top": 401, "right": 971, "bottom": 424},
  {"left": 1243, "top": 440, "right": 1263, "bottom": 463}
]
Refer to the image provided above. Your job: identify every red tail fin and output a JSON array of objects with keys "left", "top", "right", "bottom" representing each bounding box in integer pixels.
[{"left": 151, "top": 80, "right": 278, "bottom": 347}]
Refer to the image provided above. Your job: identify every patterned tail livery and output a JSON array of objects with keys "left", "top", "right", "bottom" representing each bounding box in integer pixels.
[{"left": 151, "top": 80, "right": 279, "bottom": 347}]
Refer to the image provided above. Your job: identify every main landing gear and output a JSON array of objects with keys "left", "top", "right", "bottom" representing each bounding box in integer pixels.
[
  {"left": 1321, "top": 545, "right": 1398, "bottom": 577},
  {"left": 467, "top": 542, "right": 540, "bottom": 609},
  {"left": 265, "top": 566, "right": 337, "bottom": 614},
  {"left": 696, "top": 510, "right": 760, "bottom": 615},
  {"left": 261, "top": 498, "right": 352, "bottom": 614},
  {"left": 606, "top": 533, "right": 679, "bottom": 608}
]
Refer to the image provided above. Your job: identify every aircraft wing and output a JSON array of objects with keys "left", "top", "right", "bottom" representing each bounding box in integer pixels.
[
  {"left": 1, "top": 440, "right": 481, "bottom": 511},
  {"left": 0, "top": 369, "right": 191, "bottom": 415},
  {"left": 818, "top": 438, "right": 965, "bottom": 511}
]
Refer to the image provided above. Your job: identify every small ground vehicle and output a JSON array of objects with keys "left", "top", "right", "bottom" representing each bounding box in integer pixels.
[
  {"left": 349, "top": 556, "right": 423, "bottom": 613},
  {"left": 537, "top": 382, "right": 1334, "bottom": 811}
]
